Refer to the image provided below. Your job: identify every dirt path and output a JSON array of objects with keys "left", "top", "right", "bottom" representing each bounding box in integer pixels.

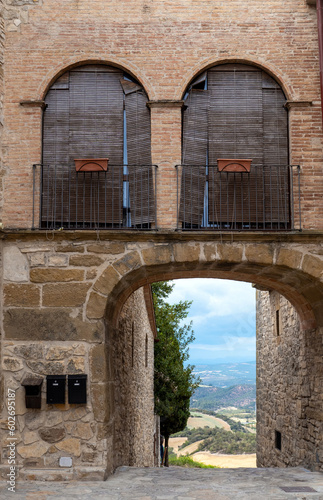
[{"left": 192, "top": 451, "right": 257, "bottom": 468}]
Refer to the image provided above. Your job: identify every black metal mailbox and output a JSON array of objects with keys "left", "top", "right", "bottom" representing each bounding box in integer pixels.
[
  {"left": 68, "top": 374, "right": 87, "bottom": 404},
  {"left": 22, "top": 376, "right": 43, "bottom": 409},
  {"left": 46, "top": 375, "right": 66, "bottom": 404}
]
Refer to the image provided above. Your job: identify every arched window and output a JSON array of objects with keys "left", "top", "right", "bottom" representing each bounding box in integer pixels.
[
  {"left": 180, "top": 64, "right": 289, "bottom": 230},
  {"left": 42, "top": 64, "right": 153, "bottom": 229}
]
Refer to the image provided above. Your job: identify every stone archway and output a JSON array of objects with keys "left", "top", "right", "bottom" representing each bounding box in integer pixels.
[{"left": 85, "top": 237, "right": 323, "bottom": 472}]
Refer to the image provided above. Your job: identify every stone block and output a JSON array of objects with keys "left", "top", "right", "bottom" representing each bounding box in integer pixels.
[
  {"left": 4, "top": 309, "right": 104, "bottom": 342},
  {"left": 17, "top": 441, "right": 49, "bottom": 458},
  {"left": 91, "top": 384, "right": 108, "bottom": 423},
  {"left": 173, "top": 243, "right": 200, "bottom": 262},
  {"left": 94, "top": 266, "right": 120, "bottom": 295},
  {"left": 86, "top": 291, "right": 107, "bottom": 319},
  {"left": 4, "top": 284, "right": 40, "bottom": 307},
  {"left": 72, "top": 422, "right": 93, "bottom": 440},
  {"left": 67, "top": 357, "right": 85, "bottom": 373},
  {"left": 39, "top": 427, "right": 66, "bottom": 443},
  {"left": 87, "top": 242, "right": 126, "bottom": 254},
  {"left": 90, "top": 344, "right": 106, "bottom": 383},
  {"left": 142, "top": 245, "right": 172, "bottom": 266},
  {"left": 203, "top": 243, "right": 218, "bottom": 262},
  {"left": 245, "top": 244, "right": 273, "bottom": 265},
  {"left": 70, "top": 255, "right": 104, "bottom": 267},
  {"left": 56, "top": 437, "right": 81, "bottom": 457},
  {"left": 302, "top": 254, "right": 323, "bottom": 279},
  {"left": 113, "top": 251, "right": 142, "bottom": 276},
  {"left": 2, "top": 357, "right": 23, "bottom": 372},
  {"left": 28, "top": 252, "right": 46, "bottom": 267},
  {"left": 42, "top": 283, "right": 91, "bottom": 307},
  {"left": 30, "top": 268, "right": 84, "bottom": 283},
  {"left": 26, "top": 360, "right": 64, "bottom": 375},
  {"left": 276, "top": 248, "right": 303, "bottom": 269},
  {"left": 47, "top": 254, "right": 69, "bottom": 267},
  {"left": 217, "top": 244, "right": 243, "bottom": 263},
  {"left": 45, "top": 346, "right": 73, "bottom": 360},
  {"left": 23, "top": 431, "right": 39, "bottom": 445},
  {"left": 86, "top": 269, "right": 97, "bottom": 280},
  {"left": 3, "top": 246, "right": 29, "bottom": 282},
  {"left": 56, "top": 244, "right": 85, "bottom": 253}
]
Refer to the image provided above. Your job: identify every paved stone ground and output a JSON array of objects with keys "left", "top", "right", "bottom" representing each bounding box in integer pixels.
[{"left": 0, "top": 467, "right": 323, "bottom": 499}]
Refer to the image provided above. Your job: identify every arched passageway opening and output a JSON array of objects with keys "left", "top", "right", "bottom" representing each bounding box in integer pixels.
[{"left": 94, "top": 239, "right": 323, "bottom": 473}]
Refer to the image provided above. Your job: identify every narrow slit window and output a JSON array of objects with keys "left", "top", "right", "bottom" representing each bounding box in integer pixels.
[
  {"left": 276, "top": 309, "right": 280, "bottom": 337},
  {"left": 145, "top": 334, "right": 148, "bottom": 368},
  {"left": 275, "top": 430, "right": 282, "bottom": 451}
]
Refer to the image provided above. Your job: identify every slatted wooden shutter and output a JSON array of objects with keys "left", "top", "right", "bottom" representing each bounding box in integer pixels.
[
  {"left": 207, "top": 66, "right": 263, "bottom": 226},
  {"left": 124, "top": 84, "right": 154, "bottom": 226},
  {"left": 180, "top": 89, "right": 208, "bottom": 226},
  {"left": 42, "top": 65, "right": 124, "bottom": 227},
  {"left": 262, "top": 73, "right": 289, "bottom": 226},
  {"left": 42, "top": 74, "right": 70, "bottom": 226}
]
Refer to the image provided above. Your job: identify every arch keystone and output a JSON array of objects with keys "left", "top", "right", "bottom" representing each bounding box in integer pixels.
[
  {"left": 217, "top": 244, "right": 243, "bottom": 263},
  {"left": 245, "top": 244, "right": 273, "bottom": 265},
  {"left": 173, "top": 243, "right": 200, "bottom": 263},
  {"left": 142, "top": 245, "right": 173, "bottom": 266}
]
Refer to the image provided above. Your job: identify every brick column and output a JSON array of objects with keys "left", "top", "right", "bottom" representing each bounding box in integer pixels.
[{"left": 148, "top": 101, "right": 183, "bottom": 230}]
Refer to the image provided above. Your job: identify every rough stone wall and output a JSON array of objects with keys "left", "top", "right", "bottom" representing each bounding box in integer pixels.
[
  {"left": 0, "top": 237, "right": 155, "bottom": 479},
  {"left": 257, "top": 290, "right": 323, "bottom": 471},
  {"left": 113, "top": 287, "right": 154, "bottom": 468},
  {"left": 0, "top": 0, "right": 322, "bottom": 229}
]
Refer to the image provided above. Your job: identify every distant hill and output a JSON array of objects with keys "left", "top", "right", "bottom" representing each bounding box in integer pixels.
[
  {"left": 191, "top": 384, "right": 256, "bottom": 411},
  {"left": 193, "top": 361, "right": 256, "bottom": 387}
]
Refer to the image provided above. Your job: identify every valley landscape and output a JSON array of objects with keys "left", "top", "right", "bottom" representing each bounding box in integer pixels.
[{"left": 169, "top": 361, "right": 257, "bottom": 468}]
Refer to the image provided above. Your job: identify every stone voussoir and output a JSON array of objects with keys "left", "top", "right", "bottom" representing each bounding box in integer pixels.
[
  {"left": 141, "top": 245, "right": 173, "bottom": 266},
  {"left": 112, "top": 251, "right": 142, "bottom": 276},
  {"left": 302, "top": 254, "right": 323, "bottom": 279},
  {"left": 94, "top": 266, "right": 120, "bottom": 295},
  {"left": 245, "top": 244, "right": 274, "bottom": 265},
  {"left": 87, "top": 291, "right": 107, "bottom": 319},
  {"left": 173, "top": 243, "right": 200, "bottom": 262},
  {"left": 276, "top": 247, "right": 303, "bottom": 269}
]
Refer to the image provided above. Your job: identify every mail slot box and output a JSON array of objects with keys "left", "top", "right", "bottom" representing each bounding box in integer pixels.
[
  {"left": 46, "top": 375, "right": 66, "bottom": 404},
  {"left": 22, "top": 376, "right": 43, "bottom": 409},
  {"left": 68, "top": 374, "right": 87, "bottom": 404}
]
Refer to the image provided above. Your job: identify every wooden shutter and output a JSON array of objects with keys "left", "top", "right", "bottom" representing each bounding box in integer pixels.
[
  {"left": 180, "top": 89, "right": 208, "bottom": 226},
  {"left": 124, "top": 86, "right": 154, "bottom": 226},
  {"left": 42, "top": 78, "right": 70, "bottom": 226},
  {"left": 42, "top": 66, "right": 124, "bottom": 227},
  {"left": 207, "top": 65, "right": 288, "bottom": 228},
  {"left": 262, "top": 73, "right": 289, "bottom": 225}
]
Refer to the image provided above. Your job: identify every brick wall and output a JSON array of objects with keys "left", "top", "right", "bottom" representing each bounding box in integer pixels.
[{"left": 0, "top": 0, "right": 322, "bottom": 229}]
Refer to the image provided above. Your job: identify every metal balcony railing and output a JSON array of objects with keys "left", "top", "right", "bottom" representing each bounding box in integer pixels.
[
  {"left": 176, "top": 164, "right": 301, "bottom": 231},
  {"left": 32, "top": 164, "right": 158, "bottom": 230}
]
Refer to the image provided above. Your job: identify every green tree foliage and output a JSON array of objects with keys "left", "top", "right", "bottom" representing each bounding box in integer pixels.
[{"left": 152, "top": 281, "right": 200, "bottom": 465}]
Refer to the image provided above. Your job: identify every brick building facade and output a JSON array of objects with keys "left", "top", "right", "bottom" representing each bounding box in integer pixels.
[{"left": 1, "top": 0, "right": 323, "bottom": 479}]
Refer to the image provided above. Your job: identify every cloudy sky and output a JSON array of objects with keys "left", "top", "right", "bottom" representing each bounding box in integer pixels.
[{"left": 167, "top": 278, "right": 256, "bottom": 365}]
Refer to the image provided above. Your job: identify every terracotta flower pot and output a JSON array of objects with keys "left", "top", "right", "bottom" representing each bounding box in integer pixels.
[
  {"left": 74, "top": 158, "right": 109, "bottom": 172},
  {"left": 217, "top": 159, "right": 252, "bottom": 173}
]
